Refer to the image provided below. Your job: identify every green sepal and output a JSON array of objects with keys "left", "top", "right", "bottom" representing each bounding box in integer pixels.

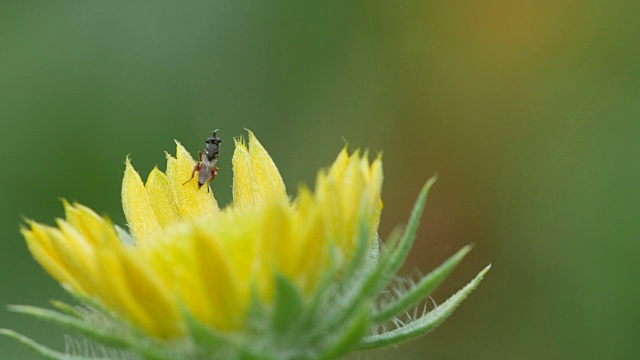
[
  {"left": 341, "top": 197, "right": 377, "bottom": 287},
  {"left": 7, "top": 305, "right": 166, "bottom": 360},
  {"left": 0, "top": 329, "right": 69, "bottom": 360},
  {"left": 50, "top": 300, "right": 83, "bottom": 318},
  {"left": 365, "top": 234, "right": 381, "bottom": 276},
  {"left": 64, "top": 288, "right": 129, "bottom": 327},
  {"left": 8, "top": 305, "right": 131, "bottom": 349},
  {"left": 182, "top": 307, "right": 231, "bottom": 351},
  {"left": 372, "top": 245, "right": 473, "bottom": 323},
  {"left": 359, "top": 264, "right": 491, "bottom": 350},
  {"left": 305, "top": 243, "right": 338, "bottom": 319},
  {"left": 272, "top": 273, "right": 306, "bottom": 335},
  {"left": 318, "top": 227, "right": 402, "bottom": 336},
  {"left": 381, "top": 177, "right": 437, "bottom": 291},
  {"left": 236, "top": 347, "right": 280, "bottom": 360},
  {"left": 244, "top": 284, "right": 269, "bottom": 335},
  {"left": 317, "top": 305, "right": 369, "bottom": 360}
]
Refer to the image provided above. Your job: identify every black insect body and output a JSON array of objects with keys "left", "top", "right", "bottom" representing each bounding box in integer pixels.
[{"left": 183, "top": 130, "right": 221, "bottom": 191}]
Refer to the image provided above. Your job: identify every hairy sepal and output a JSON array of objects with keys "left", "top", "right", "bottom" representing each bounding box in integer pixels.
[
  {"left": 315, "top": 226, "right": 402, "bottom": 340},
  {"left": 6, "top": 305, "right": 166, "bottom": 360},
  {"left": 375, "top": 177, "right": 438, "bottom": 295},
  {"left": 0, "top": 329, "right": 70, "bottom": 360},
  {"left": 317, "top": 305, "right": 369, "bottom": 360},
  {"left": 372, "top": 244, "right": 473, "bottom": 323},
  {"left": 359, "top": 264, "right": 491, "bottom": 350},
  {"left": 182, "top": 308, "right": 234, "bottom": 356}
]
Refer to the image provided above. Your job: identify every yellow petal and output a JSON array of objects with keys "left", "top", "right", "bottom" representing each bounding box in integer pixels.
[
  {"left": 96, "top": 246, "right": 159, "bottom": 336},
  {"left": 209, "top": 209, "right": 259, "bottom": 290},
  {"left": 338, "top": 153, "right": 366, "bottom": 239},
  {"left": 232, "top": 133, "right": 288, "bottom": 209},
  {"left": 328, "top": 147, "right": 350, "bottom": 181},
  {"left": 262, "top": 201, "right": 294, "bottom": 277},
  {"left": 144, "top": 225, "right": 207, "bottom": 325},
  {"left": 116, "top": 246, "right": 183, "bottom": 338},
  {"left": 291, "top": 187, "right": 327, "bottom": 293},
  {"left": 145, "top": 167, "right": 179, "bottom": 228},
  {"left": 46, "top": 225, "right": 96, "bottom": 295},
  {"left": 248, "top": 130, "right": 287, "bottom": 203},
  {"left": 314, "top": 172, "right": 343, "bottom": 248},
  {"left": 367, "top": 157, "right": 384, "bottom": 237},
  {"left": 191, "top": 225, "right": 246, "bottom": 330},
  {"left": 231, "top": 139, "right": 259, "bottom": 209},
  {"left": 22, "top": 224, "right": 83, "bottom": 294},
  {"left": 313, "top": 149, "right": 383, "bottom": 266},
  {"left": 63, "top": 200, "right": 107, "bottom": 245},
  {"left": 122, "top": 157, "right": 161, "bottom": 242}
]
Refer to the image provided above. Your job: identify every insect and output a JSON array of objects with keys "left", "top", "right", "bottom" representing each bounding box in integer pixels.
[{"left": 183, "top": 129, "right": 221, "bottom": 191}]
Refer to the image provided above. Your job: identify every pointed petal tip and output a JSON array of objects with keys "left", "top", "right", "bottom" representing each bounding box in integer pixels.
[
  {"left": 19, "top": 223, "right": 32, "bottom": 235},
  {"left": 246, "top": 129, "right": 269, "bottom": 151},
  {"left": 146, "top": 166, "right": 163, "bottom": 181},
  {"left": 339, "top": 144, "right": 349, "bottom": 154},
  {"left": 24, "top": 219, "right": 44, "bottom": 230},
  {"left": 175, "top": 140, "right": 194, "bottom": 162},
  {"left": 123, "top": 158, "right": 141, "bottom": 181},
  {"left": 53, "top": 217, "right": 66, "bottom": 228},
  {"left": 296, "top": 182, "right": 312, "bottom": 195},
  {"left": 246, "top": 129, "right": 259, "bottom": 147},
  {"left": 124, "top": 156, "right": 136, "bottom": 172},
  {"left": 234, "top": 136, "right": 248, "bottom": 149},
  {"left": 19, "top": 213, "right": 35, "bottom": 225}
]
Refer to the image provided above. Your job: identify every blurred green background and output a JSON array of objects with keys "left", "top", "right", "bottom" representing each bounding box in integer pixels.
[{"left": 1, "top": 1, "right": 638, "bottom": 359}]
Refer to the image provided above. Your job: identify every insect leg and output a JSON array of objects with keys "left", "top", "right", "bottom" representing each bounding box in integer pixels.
[
  {"left": 210, "top": 167, "right": 219, "bottom": 181},
  {"left": 203, "top": 167, "right": 219, "bottom": 193},
  {"left": 182, "top": 163, "right": 201, "bottom": 185}
]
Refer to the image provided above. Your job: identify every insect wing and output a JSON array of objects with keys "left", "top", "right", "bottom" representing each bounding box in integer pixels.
[{"left": 198, "top": 164, "right": 213, "bottom": 187}]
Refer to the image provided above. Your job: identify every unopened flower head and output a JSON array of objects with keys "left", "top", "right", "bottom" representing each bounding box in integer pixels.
[{"left": 4, "top": 130, "right": 489, "bottom": 360}]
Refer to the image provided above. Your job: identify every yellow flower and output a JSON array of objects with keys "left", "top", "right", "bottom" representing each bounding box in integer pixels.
[
  {"left": 7, "top": 130, "right": 489, "bottom": 360},
  {"left": 21, "top": 131, "right": 382, "bottom": 339}
]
